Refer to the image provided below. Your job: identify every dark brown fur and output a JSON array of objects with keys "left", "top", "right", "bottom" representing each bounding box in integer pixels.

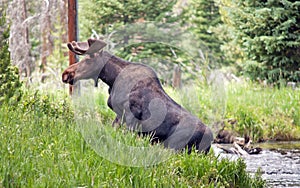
[{"left": 62, "top": 39, "right": 213, "bottom": 153}]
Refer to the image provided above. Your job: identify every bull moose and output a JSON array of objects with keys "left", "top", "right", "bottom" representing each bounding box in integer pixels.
[{"left": 62, "top": 38, "right": 213, "bottom": 153}]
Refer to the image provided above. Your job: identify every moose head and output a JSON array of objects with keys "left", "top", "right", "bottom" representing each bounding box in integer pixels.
[{"left": 62, "top": 39, "right": 107, "bottom": 87}]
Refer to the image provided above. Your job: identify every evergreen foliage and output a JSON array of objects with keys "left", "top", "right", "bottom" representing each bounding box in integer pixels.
[
  {"left": 110, "top": 22, "right": 202, "bottom": 84},
  {"left": 181, "top": 0, "right": 225, "bottom": 67},
  {"left": 79, "top": 1, "right": 200, "bottom": 85},
  {"left": 0, "top": 10, "right": 22, "bottom": 104},
  {"left": 79, "top": 0, "right": 176, "bottom": 38},
  {"left": 223, "top": 0, "right": 300, "bottom": 84}
]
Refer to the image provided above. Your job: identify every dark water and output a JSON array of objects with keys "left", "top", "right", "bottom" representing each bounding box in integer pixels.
[
  {"left": 213, "top": 142, "right": 300, "bottom": 187},
  {"left": 245, "top": 142, "right": 300, "bottom": 188}
]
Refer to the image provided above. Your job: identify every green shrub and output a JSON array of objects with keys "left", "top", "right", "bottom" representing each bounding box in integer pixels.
[
  {"left": 0, "top": 11, "right": 22, "bottom": 105},
  {"left": 18, "top": 90, "right": 73, "bottom": 120}
]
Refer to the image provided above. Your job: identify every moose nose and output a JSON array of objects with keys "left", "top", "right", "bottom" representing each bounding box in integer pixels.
[
  {"left": 62, "top": 71, "right": 75, "bottom": 84},
  {"left": 62, "top": 72, "right": 69, "bottom": 83}
]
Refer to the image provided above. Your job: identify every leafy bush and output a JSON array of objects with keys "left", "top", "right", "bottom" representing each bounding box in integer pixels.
[{"left": 18, "top": 90, "right": 73, "bottom": 120}]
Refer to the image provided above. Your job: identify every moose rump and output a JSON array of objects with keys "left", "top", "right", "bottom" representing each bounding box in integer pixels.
[{"left": 62, "top": 38, "right": 213, "bottom": 153}]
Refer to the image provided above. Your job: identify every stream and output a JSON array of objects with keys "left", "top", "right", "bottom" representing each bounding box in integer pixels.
[{"left": 213, "top": 142, "right": 300, "bottom": 187}]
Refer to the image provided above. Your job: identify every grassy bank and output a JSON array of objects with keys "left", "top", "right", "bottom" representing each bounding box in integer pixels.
[
  {"left": 166, "top": 82, "right": 300, "bottom": 142},
  {"left": 225, "top": 83, "right": 300, "bottom": 141},
  {"left": 0, "top": 88, "right": 265, "bottom": 187}
]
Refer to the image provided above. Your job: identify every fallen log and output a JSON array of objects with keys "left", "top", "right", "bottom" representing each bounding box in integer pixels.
[
  {"left": 215, "top": 140, "right": 262, "bottom": 156},
  {"left": 233, "top": 142, "right": 249, "bottom": 156}
]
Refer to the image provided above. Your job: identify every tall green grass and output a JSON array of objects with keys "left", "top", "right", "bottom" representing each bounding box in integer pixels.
[
  {"left": 166, "top": 82, "right": 300, "bottom": 142},
  {"left": 225, "top": 83, "right": 300, "bottom": 141},
  {"left": 0, "top": 88, "right": 265, "bottom": 187}
]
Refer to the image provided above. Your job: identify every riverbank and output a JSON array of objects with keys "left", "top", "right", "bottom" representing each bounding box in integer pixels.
[{"left": 166, "top": 82, "right": 300, "bottom": 142}]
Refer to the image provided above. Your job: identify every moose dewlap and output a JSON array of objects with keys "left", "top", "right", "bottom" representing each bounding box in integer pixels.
[{"left": 62, "top": 38, "right": 213, "bottom": 153}]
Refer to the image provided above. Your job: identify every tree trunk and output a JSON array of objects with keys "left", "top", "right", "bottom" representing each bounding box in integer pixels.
[
  {"left": 8, "top": 0, "right": 33, "bottom": 80},
  {"left": 68, "top": 0, "right": 78, "bottom": 95},
  {"left": 172, "top": 64, "right": 182, "bottom": 89},
  {"left": 40, "top": 0, "right": 52, "bottom": 82}
]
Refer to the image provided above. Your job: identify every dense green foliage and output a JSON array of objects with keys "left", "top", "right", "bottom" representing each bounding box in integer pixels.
[
  {"left": 78, "top": 0, "right": 300, "bottom": 85},
  {"left": 79, "top": 0, "right": 176, "bottom": 38},
  {"left": 0, "top": 88, "right": 265, "bottom": 187},
  {"left": 0, "top": 11, "right": 22, "bottom": 104},
  {"left": 79, "top": 1, "right": 201, "bottom": 84},
  {"left": 222, "top": 0, "right": 300, "bottom": 84},
  {"left": 225, "top": 83, "right": 300, "bottom": 141},
  {"left": 110, "top": 22, "right": 203, "bottom": 84},
  {"left": 4, "top": 0, "right": 299, "bottom": 86},
  {"left": 181, "top": 0, "right": 225, "bottom": 67}
]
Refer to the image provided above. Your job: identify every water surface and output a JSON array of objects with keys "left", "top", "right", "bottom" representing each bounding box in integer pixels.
[
  {"left": 213, "top": 142, "right": 300, "bottom": 187},
  {"left": 245, "top": 142, "right": 300, "bottom": 187}
]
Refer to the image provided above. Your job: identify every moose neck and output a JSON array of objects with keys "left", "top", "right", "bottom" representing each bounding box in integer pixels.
[{"left": 98, "top": 51, "right": 130, "bottom": 88}]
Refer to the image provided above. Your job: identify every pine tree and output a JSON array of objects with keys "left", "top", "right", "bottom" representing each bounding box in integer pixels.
[
  {"left": 223, "top": 0, "right": 300, "bottom": 84},
  {"left": 79, "top": 0, "right": 176, "bottom": 38},
  {"left": 79, "top": 0, "right": 193, "bottom": 85},
  {"left": 78, "top": 0, "right": 178, "bottom": 58},
  {"left": 181, "top": 0, "right": 225, "bottom": 67}
]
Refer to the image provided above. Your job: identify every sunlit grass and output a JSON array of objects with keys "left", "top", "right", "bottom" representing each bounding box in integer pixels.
[
  {"left": 0, "top": 86, "right": 265, "bottom": 187},
  {"left": 165, "top": 82, "right": 300, "bottom": 142},
  {"left": 225, "top": 82, "right": 300, "bottom": 141}
]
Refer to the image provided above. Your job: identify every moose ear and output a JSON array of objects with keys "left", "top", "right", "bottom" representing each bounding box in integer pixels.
[
  {"left": 85, "top": 39, "right": 107, "bottom": 55},
  {"left": 67, "top": 41, "right": 89, "bottom": 55}
]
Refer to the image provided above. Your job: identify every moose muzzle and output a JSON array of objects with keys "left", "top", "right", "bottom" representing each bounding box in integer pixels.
[{"left": 62, "top": 64, "right": 77, "bottom": 85}]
